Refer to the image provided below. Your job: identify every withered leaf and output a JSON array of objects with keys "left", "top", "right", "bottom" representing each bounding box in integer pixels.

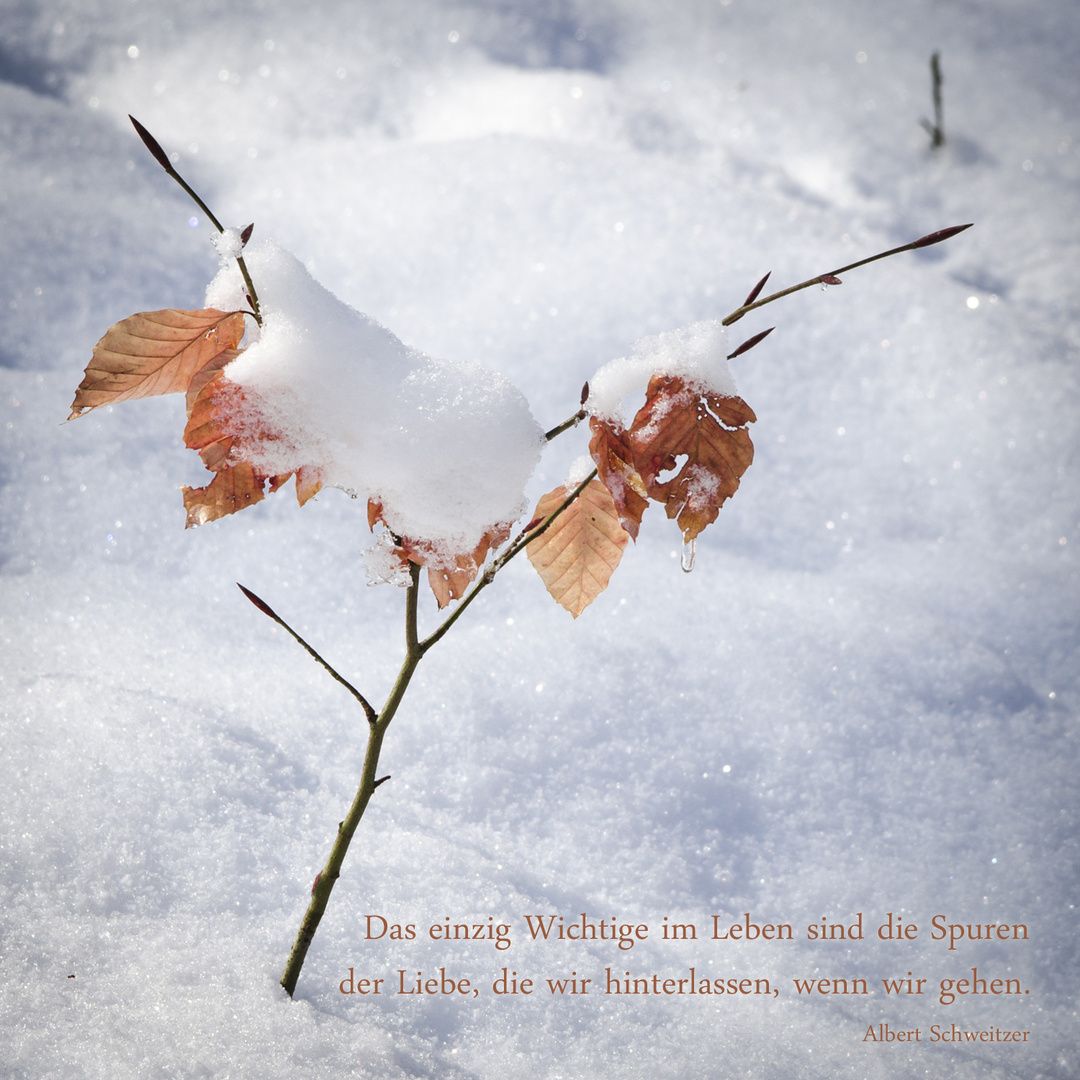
[
  {"left": 367, "top": 500, "right": 508, "bottom": 606},
  {"left": 588, "top": 417, "right": 649, "bottom": 541},
  {"left": 180, "top": 372, "right": 323, "bottom": 526},
  {"left": 294, "top": 467, "right": 323, "bottom": 507},
  {"left": 69, "top": 309, "right": 246, "bottom": 419},
  {"left": 526, "top": 478, "right": 629, "bottom": 618},
  {"left": 424, "top": 522, "right": 511, "bottom": 608},
  {"left": 628, "top": 374, "right": 756, "bottom": 542},
  {"left": 183, "top": 370, "right": 240, "bottom": 472},
  {"left": 182, "top": 461, "right": 266, "bottom": 528}
]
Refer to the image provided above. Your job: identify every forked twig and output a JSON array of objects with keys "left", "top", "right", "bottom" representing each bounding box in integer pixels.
[{"left": 722, "top": 224, "right": 972, "bottom": 326}]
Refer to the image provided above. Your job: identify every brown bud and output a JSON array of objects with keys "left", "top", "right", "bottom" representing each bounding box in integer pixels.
[
  {"left": 911, "top": 222, "right": 974, "bottom": 248},
  {"left": 742, "top": 271, "right": 771, "bottom": 307},
  {"left": 727, "top": 326, "right": 775, "bottom": 360},
  {"left": 129, "top": 115, "right": 174, "bottom": 174},
  {"left": 237, "top": 583, "right": 278, "bottom": 620}
]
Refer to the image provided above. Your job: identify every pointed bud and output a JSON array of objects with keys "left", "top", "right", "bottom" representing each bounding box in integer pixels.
[
  {"left": 237, "top": 582, "right": 278, "bottom": 620},
  {"left": 742, "top": 271, "right": 771, "bottom": 307},
  {"left": 580, "top": 381, "right": 590, "bottom": 405},
  {"left": 727, "top": 326, "right": 775, "bottom": 360},
  {"left": 819, "top": 274, "right": 843, "bottom": 285},
  {"left": 240, "top": 223, "right": 254, "bottom": 247},
  {"left": 129, "top": 115, "right": 174, "bottom": 174},
  {"left": 311, "top": 872, "right": 321, "bottom": 895},
  {"left": 911, "top": 222, "right": 973, "bottom": 248}
]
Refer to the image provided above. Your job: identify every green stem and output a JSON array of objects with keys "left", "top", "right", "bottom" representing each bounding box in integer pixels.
[
  {"left": 419, "top": 469, "right": 598, "bottom": 654},
  {"left": 544, "top": 409, "right": 586, "bottom": 441},
  {"left": 280, "top": 562, "right": 424, "bottom": 998},
  {"left": 276, "top": 466, "right": 601, "bottom": 997}
]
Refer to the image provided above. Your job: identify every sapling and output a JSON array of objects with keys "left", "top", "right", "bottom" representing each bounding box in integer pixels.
[{"left": 69, "top": 117, "right": 971, "bottom": 997}]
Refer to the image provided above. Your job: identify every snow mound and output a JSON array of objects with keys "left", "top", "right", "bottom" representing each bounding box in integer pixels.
[{"left": 205, "top": 241, "right": 544, "bottom": 562}]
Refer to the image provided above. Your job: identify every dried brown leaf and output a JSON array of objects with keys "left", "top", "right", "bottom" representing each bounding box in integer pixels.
[
  {"left": 294, "top": 466, "right": 322, "bottom": 506},
  {"left": 182, "top": 461, "right": 266, "bottom": 528},
  {"left": 367, "top": 500, "right": 508, "bottom": 606},
  {"left": 422, "top": 523, "right": 511, "bottom": 608},
  {"left": 70, "top": 309, "right": 246, "bottom": 419},
  {"left": 183, "top": 370, "right": 240, "bottom": 472},
  {"left": 588, "top": 417, "right": 649, "bottom": 540},
  {"left": 526, "top": 478, "right": 629, "bottom": 618},
  {"left": 628, "top": 374, "right": 756, "bottom": 542}
]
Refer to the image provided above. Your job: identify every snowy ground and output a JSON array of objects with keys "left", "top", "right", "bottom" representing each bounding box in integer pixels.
[{"left": 2, "top": 1, "right": 1078, "bottom": 1077}]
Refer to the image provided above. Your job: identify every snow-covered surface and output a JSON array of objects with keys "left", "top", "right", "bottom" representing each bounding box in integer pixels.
[
  {"left": 206, "top": 241, "right": 543, "bottom": 559},
  {"left": 2, "top": 1, "right": 1078, "bottom": 1077}
]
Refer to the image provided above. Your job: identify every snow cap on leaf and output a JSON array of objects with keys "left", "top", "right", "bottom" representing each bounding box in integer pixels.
[
  {"left": 203, "top": 241, "right": 544, "bottom": 564},
  {"left": 586, "top": 320, "right": 738, "bottom": 427}
]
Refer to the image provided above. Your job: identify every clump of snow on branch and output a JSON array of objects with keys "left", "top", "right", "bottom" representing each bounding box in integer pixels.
[
  {"left": 362, "top": 532, "right": 414, "bottom": 586},
  {"left": 587, "top": 320, "right": 739, "bottom": 425},
  {"left": 211, "top": 227, "right": 246, "bottom": 261},
  {"left": 565, "top": 455, "right": 597, "bottom": 487},
  {"left": 205, "top": 241, "right": 544, "bottom": 560}
]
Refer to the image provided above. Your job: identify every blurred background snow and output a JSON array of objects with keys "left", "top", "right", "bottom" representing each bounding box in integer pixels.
[{"left": 1, "top": 0, "right": 1078, "bottom": 1076}]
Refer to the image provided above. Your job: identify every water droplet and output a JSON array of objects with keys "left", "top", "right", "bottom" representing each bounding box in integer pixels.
[{"left": 681, "top": 538, "right": 696, "bottom": 573}]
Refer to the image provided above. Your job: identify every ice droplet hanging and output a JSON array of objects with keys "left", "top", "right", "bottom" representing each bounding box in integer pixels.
[{"left": 681, "top": 538, "right": 696, "bottom": 573}]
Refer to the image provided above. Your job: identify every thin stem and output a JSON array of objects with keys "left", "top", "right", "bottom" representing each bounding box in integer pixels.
[
  {"left": 419, "top": 469, "right": 598, "bottom": 654},
  {"left": 405, "top": 559, "right": 420, "bottom": 652},
  {"left": 280, "top": 563, "right": 424, "bottom": 997},
  {"left": 721, "top": 223, "right": 972, "bottom": 325},
  {"left": 544, "top": 410, "right": 586, "bottom": 441},
  {"left": 129, "top": 115, "right": 263, "bottom": 325},
  {"left": 237, "top": 584, "right": 377, "bottom": 724}
]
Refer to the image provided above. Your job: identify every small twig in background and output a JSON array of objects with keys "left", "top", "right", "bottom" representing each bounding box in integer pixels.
[{"left": 920, "top": 52, "right": 945, "bottom": 149}]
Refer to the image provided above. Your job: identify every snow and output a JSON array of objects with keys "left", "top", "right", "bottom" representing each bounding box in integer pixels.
[
  {"left": 210, "top": 226, "right": 246, "bottom": 262},
  {"left": 205, "top": 241, "right": 543, "bottom": 560},
  {"left": 588, "top": 320, "right": 739, "bottom": 426},
  {"left": 2, "top": 1, "right": 1079, "bottom": 1077}
]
